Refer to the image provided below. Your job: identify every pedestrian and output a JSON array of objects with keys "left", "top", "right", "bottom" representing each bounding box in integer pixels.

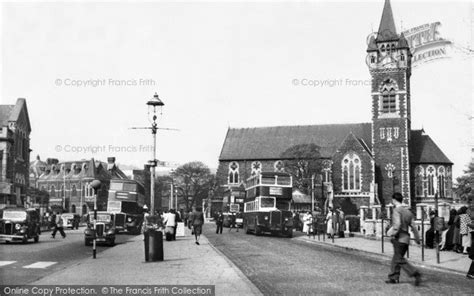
[
  {"left": 293, "top": 211, "right": 300, "bottom": 232},
  {"left": 49, "top": 212, "right": 57, "bottom": 231},
  {"left": 191, "top": 206, "right": 204, "bottom": 245},
  {"left": 326, "top": 208, "right": 334, "bottom": 239},
  {"left": 229, "top": 213, "right": 238, "bottom": 232},
  {"left": 215, "top": 211, "right": 224, "bottom": 234},
  {"left": 385, "top": 192, "right": 421, "bottom": 286},
  {"left": 184, "top": 210, "right": 189, "bottom": 227},
  {"left": 459, "top": 207, "right": 472, "bottom": 254},
  {"left": 466, "top": 209, "right": 474, "bottom": 280},
  {"left": 163, "top": 209, "right": 176, "bottom": 241},
  {"left": 452, "top": 208, "right": 462, "bottom": 253},
  {"left": 425, "top": 211, "right": 436, "bottom": 248},
  {"left": 302, "top": 211, "right": 310, "bottom": 235},
  {"left": 440, "top": 209, "right": 457, "bottom": 251},
  {"left": 337, "top": 207, "right": 345, "bottom": 238},
  {"left": 51, "top": 213, "right": 66, "bottom": 239},
  {"left": 173, "top": 209, "right": 181, "bottom": 240}
]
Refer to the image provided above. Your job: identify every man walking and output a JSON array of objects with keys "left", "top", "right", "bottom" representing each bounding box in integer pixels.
[
  {"left": 215, "top": 211, "right": 224, "bottom": 234},
  {"left": 229, "top": 213, "right": 239, "bottom": 232},
  {"left": 386, "top": 192, "right": 421, "bottom": 286},
  {"left": 51, "top": 213, "right": 66, "bottom": 239}
]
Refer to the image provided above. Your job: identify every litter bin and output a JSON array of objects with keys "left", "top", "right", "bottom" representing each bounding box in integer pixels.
[{"left": 144, "top": 229, "right": 164, "bottom": 262}]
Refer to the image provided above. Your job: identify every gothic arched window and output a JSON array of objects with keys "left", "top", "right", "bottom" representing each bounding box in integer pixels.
[
  {"left": 342, "top": 154, "right": 361, "bottom": 192},
  {"left": 438, "top": 166, "right": 446, "bottom": 197},
  {"left": 415, "top": 166, "right": 424, "bottom": 197},
  {"left": 50, "top": 185, "right": 56, "bottom": 197},
  {"left": 228, "top": 162, "right": 239, "bottom": 185},
  {"left": 380, "top": 80, "right": 398, "bottom": 114},
  {"left": 427, "top": 165, "right": 435, "bottom": 196}
]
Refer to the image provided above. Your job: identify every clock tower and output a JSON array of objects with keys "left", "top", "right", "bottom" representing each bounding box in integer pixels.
[{"left": 366, "top": 0, "right": 412, "bottom": 205}]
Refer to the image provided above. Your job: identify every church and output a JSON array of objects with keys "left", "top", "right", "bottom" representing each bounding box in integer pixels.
[{"left": 216, "top": 0, "right": 453, "bottom": 215}]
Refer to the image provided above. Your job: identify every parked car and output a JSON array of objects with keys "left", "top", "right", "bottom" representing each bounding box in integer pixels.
[
  {"left": 84, "top": 212, "right": 116, "bottom": 246},
  {"left": 60, "top": 213, "right": 80, "bottom": 229},
  {"left": 0, "top": 207, "right": 41, "bottom": 243}
]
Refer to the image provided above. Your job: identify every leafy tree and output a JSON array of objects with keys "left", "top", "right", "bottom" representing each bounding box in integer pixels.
[
  {"left": 280, "top": 144, "right": 322, "bottom": 195},
  {"left": 455, "top": 161, "right": 474, "bottom": 204},
  {"left": 172, "top": 161, "right": 216, "bottom": 211}
]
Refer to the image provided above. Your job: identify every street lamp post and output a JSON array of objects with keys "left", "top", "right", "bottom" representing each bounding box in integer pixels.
[
  {"left": 146, "top": 93, "right": 164, "bottom": 215},
  {"left": 89, "top": 180, "right": 101, "bottom": 259}
]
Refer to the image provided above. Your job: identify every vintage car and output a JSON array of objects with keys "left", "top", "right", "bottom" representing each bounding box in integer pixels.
[
  {"left": 222, "top": 212, "right": 243, "bottom": 228},
  {"left": 60, "top": 213, "right": 80, "bottom": 229},
  {"left": 0, "top": 207, "right": 41, "bottom": 243},
  {"left": 84, "top": 211, "right": 116, "bottom": 246}
]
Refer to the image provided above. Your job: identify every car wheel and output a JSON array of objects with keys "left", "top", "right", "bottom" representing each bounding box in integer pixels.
[
  {"left": 286, "top": 230, "right": 293, "bottom": 238},
  {"left": 109, "top": 238, "right": 115, "bottom": 246},
  {"left": 34, "top": 235, "right": 39, "bottom": 243},
  {"left": 22, "top": 236, "right": 28, "bottom": 244}
]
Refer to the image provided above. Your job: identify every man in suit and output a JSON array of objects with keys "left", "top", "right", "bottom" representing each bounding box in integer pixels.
[
  {"left": 386, "top": 192, "right": 422, "bottom": 286},
  {"left": 215, "top": 211, "right": 224, "bottom": 234}
]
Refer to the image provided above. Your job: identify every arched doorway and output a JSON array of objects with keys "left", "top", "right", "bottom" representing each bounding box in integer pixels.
[
  {"left": 71, "top": 204, "right": 76, "bottom": 213},
  {"left": 82, "top": 204, "right": 87, "bottom": 216}
]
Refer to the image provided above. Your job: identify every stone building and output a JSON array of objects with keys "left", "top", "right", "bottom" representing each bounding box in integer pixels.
[
  {"left": 0, "top": 98, "right": 31, "bottom": 208},
  {"left": 35, "top": 157, "right": 129, "bottom": 214},
  {"left": 217, "top": 0, "right": 453, "bottom": 215}
]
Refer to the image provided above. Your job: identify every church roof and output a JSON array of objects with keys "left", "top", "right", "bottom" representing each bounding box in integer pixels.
[
  {"left": 377, "top": 0, "right": 399, "bottom": 42},
  {"left": 410, "top": 130, "right": 453, "bottom": 164},
  {"left": 219, "top": 123, "right": 372, "bottom": 161}
]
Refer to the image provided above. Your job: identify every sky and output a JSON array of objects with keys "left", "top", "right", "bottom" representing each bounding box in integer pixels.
[{"left": 1, "top": 0, "right": 473, "bottom": 179}]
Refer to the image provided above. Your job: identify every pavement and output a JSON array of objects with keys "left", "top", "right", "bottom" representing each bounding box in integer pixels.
[
  {"left": 295, "top": 231, "right": 472, "bottom": 276},
  {"left": 31, "top": 226, "right": 471, "bottom": 295},
  {"left": 32, "top": 227, "right": 262, "bottom": 296}
]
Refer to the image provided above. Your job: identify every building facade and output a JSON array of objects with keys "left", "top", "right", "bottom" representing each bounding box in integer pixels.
[
  {"left": 0, "top": 98, "right": 31, "bottom": 208},
  {"left": 217, "top": 0, "right": 453, "bottom": 215},
  {"left": 34, "top": 157, "right": 129, "bottom": 214}
]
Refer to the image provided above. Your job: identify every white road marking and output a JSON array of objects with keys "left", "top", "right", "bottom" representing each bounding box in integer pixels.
[
  {"left": 0, "top": 261, "right": 16, "bottom": 267},
  {"left": 23, "top": 261, "right": 57, "bottom": 269}
]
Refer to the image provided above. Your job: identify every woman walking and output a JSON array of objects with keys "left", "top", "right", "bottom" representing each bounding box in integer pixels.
[{"left": 191, "top": 207, "right": 204, "bottom": 245}]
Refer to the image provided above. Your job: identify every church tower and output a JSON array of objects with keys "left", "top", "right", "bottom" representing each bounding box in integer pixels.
[{"left": 366, "top": 0, "right": 412, "bottom": 205}]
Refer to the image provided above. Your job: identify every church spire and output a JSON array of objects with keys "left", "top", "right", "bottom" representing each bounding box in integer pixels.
[{"left": 377, "top": 0, "right": 398, "bottom": 41}]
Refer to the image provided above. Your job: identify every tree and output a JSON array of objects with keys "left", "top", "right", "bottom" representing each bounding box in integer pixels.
[
  {"left": 455, "top": 161, "right": 474, "bottom": 205},
  {"left": 280, "top": 144, "right": 322, "bottom": 195},
  {"left": 172, "top": 161, "right": 216, "bottom": 211}
]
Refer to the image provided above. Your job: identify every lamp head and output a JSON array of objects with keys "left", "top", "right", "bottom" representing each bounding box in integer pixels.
[{"left": 147, "top": 92, "right": 164, "bottom": 107}]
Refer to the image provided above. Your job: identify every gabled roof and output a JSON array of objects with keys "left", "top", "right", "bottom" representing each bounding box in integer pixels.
[
  {"left": 410, "top": 130, "right": 452, "bottom": 164},
  {"left": 219, "top": 123, "right": 372, "bottom": 161},
  {"left": 0, "top": 105, "right": 14, "bottom": 126},
  {"left": 377, "top": 0, "right": 399, "bottom": 42},
  {"left": 0, "top": 99, "right": 31, "bottom": 132}
]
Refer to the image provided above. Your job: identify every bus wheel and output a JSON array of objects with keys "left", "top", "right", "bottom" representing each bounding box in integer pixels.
[
  {"left": 255, "top": 225, "right": 262, "bottom": 236},
  {"left": 244, "top": 222, "right": 251, "bottom": 234}
]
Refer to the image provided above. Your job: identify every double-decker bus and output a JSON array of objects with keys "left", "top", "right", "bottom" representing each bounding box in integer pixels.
[
  {"left": 107, "top": 179, "right": 145, "bottom": 234},
  {"left": 243, "top": 172, "right": 293, "bottom": 237}
]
